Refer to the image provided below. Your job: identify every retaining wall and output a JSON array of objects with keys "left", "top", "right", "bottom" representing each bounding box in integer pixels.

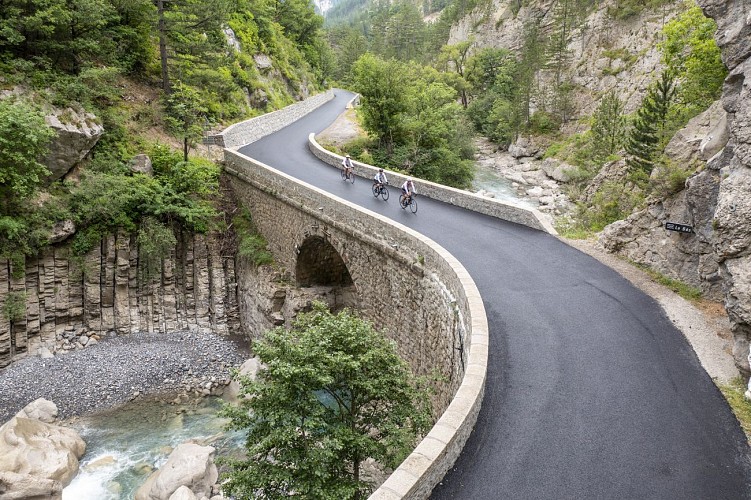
[
  {"left": 309, "top": 134, "right": 557, "bottom": 234},
  {"left": 217, "top": 90, "right": 335, "bottom": 149}
]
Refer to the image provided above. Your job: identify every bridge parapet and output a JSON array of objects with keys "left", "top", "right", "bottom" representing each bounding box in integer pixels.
[
  {"left": 223, "top": 149, "right": 488, "bottom": 499},
  {"left": 309, "top": 134, "right": 557, "bottom": 235},
  {"left": 216, "top": 90, "right": 335, "bottom": 149}
]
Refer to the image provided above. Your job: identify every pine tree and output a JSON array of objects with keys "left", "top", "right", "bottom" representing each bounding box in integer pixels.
[
  {"left": 591, "top": 90, "right": 626, "bottom": 161},
  {"left": 625, "top": 72, "right": 676, "bottom": 175}
]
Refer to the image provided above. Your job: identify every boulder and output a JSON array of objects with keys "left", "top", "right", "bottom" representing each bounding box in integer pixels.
[
  {"left": 43, "top": 106, "right": 104, "bottom": 182},
  {"left": 540, "top": 158, "right": 572, "bottom": 182},
  {"left": 135, "top": 443, "right": 218, "bottom": 500},
  {"left": 0, "top": 470, "right": 62, "bottom": 500},
  {"left": 224, "top": 357, "right": 263, "bottom": 404},
  {"left": 664, "top": 100, "right": 728, "bottom": 165},
  {"left": 49, "top": 220, "right": 76, "bottom": 244},
  {"left": 169, "top": 486, "right": 198, "bottom": 500},
  {"left": 254, "top": 54, "right": 273, "bottom": 71},
  {"left": 130, "top": 154, "right": 153, "bottom": 176},
  {"left": 15, "top": 398, "right": 58, "bottom": 423},
  {"left": 0, "top": 417, "right": 86, "bottom": 488}
]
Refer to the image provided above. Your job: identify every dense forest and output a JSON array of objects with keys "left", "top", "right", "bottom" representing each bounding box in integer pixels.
[{"left": 0, "top": 0, "right": 329, "bottom": 272}]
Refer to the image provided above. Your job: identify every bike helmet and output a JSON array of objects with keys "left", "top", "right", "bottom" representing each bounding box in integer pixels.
[{"left": 379, "top": 168, "right": 384, "bottom": 172}]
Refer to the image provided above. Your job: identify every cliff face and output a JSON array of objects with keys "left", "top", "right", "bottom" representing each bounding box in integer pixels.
[
  {"left": 599, "top": 0, "right": 751, "bottom": 372},
  {"left": 699, "top": 0, "right": 751, "bottom": 371},
  {"left": 0, "top": 232, "right": 239, "bottom": 368},
  {"left": 449, "top": 0, "right": 682, "bottom": 116}
]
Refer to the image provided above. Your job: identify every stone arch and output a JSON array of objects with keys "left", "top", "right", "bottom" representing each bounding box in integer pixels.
[
  {"left": 296, "top": 235, "right": 354, "bottom": 287},
  {"left": 293, "top": 236, "right": 358, "bottom": 311}
]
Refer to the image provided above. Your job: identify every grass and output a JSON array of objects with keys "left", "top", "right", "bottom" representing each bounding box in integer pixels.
[
  {"left": 719, "top": 377, "right": 751, "bottom": 440},
  {"left": 631, "top": 262, "right": 703, "bottom": 301}
]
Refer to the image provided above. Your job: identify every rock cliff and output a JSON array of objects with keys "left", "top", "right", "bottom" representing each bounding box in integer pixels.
[
  {"left": 600, "top": 0, "right": 751, "bottom": 372},
  {"left": 0, "top": 231, "right": 239, "bottom": 369}
]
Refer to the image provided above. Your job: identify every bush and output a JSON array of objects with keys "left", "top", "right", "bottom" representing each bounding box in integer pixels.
[{"left": 234, "top": 208, "right": 273, "bottom": 267}]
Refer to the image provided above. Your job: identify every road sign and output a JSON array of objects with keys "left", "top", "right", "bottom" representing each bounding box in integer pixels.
[
  {"left": 665, "top": 222, "right": 694, "bottom": 234},
  {"left": 202, "top": 136, "right": 217, "bottom": 146}
]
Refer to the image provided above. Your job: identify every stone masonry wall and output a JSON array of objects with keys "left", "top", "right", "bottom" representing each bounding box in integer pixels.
[
  {"left": 223, "top": 150, "right": 488, "bottom": 499},
  {"left": 309, "top": 134, "right": 556, "bottom": 234},
  {"left": 0, "top": 232, "right": 239, "bottom": 368},
  {"left": 217, "top": 90, "right": 335, "bottom": 149}
]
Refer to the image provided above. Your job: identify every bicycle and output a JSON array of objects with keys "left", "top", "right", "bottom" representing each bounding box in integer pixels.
[
  {"left": 341, "top": 167, "right": 355, "bottom": 184},
  {"left": 399, "top": 193, "right": 417, "bottom": 213},
  {"left": 372, "top": 182, "right": 389, "bottom": 201}
]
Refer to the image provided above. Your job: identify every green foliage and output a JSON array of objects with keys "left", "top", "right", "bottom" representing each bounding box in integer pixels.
[
  {"left": 649, "top": 157, "right": 694, "bottom": 196},
  {"left": 137, "top": 217, "right": 177, "bottom": 277},
  {"left": 607, "top": 0, "right": 673, "bottom": 20},
  {"left": 351, "top": 55, "right": 475, "bottom": 188},
  {"left": 660, "top": 2, "right": 726, "bottom": 120},
  {"left": 1, "top": 291, "right": 27, "bottom": 323},
  {"left": 221, "top": 302, "right": 432, "bottom": 499},
  {"left": 719, "top": 378, "right": 751, "bottom": 440},
  {"left": 68, "top": 154, "right": 218, "bottom": 255},
  {"left": 631, "top": 261, "right": 702, "bottom": 300},
  {"left": 575, "top": 182, "right": 644, "bottom": 232},
  {"left": 590, "top": 91, "right": 626, "bottom": 162},
  {"left": 163, "top": 82, "right": 208, "bottom": 161},
  {"left": 233, "top": 208, "right": 273, "bottom": 267},
  {"left": 0, "top": 99, "right": 55, "bottom": 215},
  {"left": 626, "top": 71, "right": 677, "bottom": 178}
]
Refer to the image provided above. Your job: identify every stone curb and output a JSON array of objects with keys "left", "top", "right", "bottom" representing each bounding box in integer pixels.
[{"left": 308, "top": 134, "right": 557, "bottom": 235}]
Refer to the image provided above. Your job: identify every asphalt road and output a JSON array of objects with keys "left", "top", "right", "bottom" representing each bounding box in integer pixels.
[{"left": 238, "top": 90, "right": 751, "bottom": 499}]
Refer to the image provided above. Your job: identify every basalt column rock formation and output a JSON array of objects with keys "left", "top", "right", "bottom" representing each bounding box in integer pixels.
[{"left": 0, "top": 232, "right": 239, "bottom": 368}]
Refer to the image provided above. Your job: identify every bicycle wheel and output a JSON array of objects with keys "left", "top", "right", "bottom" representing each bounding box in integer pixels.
[
  {"left": 341, "top": 169, "right": 347, "bottom": 181},
  {"left": 409, "top": 198, "right": 418, "bottom": 214},
  {"left": 372, "top": 183, "right": 379, "bottom": 197},
  {"left": 381, "top": 186, "right": 390, "bottom": 201},
  {"left": 399, "top": 194, "right": 407, "bottom": 209},
  {"left": 349, "top": 171, "right": 355, "bottom": 184}
]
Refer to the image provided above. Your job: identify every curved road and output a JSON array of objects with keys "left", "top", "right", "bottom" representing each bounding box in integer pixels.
[{"left": 238, "top": 91, "right": 751, "bottom": 499}]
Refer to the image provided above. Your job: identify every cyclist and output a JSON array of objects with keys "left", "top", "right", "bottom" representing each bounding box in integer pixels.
[
  {"left": 342, "top": 154, "right": 354, "bottom": 180},
  {"left": 373, "top": 168, "right": 388, "bottom": 190},
  {"left": 401, "top": 178, "right": 416, "bottom": 206}
]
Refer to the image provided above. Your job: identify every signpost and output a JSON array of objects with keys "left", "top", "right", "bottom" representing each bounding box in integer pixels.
[{"left": 665, "top": 222, "right": 694, "bottom": 234}]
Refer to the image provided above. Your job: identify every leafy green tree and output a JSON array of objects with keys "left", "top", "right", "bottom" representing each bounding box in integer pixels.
[
  {"left": 438, "top": 40, "right": 473, "bottom": 107},
  {"left": 0, "top": 100, "right": 55, "bottom": 215},
  {"left": 660, "top": 2, "right": 726, "bottom": 120},
  {"left": 222, "top": 302, "right": 432, "bottom": 500},
  {"left": 352, "top": 53, "right": 409, "bottom": 150},
  {"left": 163, "top": 82, "right": 208, "bottom": 161},
  {"left": 626, "top": 71, "right": 676, "bottom": 177},
  {"left": 590, "top": 90, "right": 626, "bottom": 161}
]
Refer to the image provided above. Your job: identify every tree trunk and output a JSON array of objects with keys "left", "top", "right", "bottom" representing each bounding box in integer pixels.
[
  {"left": 158, "top": 0, "right": 171, "bottom": 95},
  {"left": 183, "top": 136, "right": 189, "bottom": 162}
]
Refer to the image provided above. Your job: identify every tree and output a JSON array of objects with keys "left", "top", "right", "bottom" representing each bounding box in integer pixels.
[
  {"left": 163, "top": 82, "right": 208, "bottom": 161},
  {"left": 352, "top": 53, "right": 409, "bottom": 150},
  {"left": 0, "top": 100, "right": 55, "bottom": 215},
  {"left": 515, "top": 19, "right": 546, "bottom": 126},
  {"left": 590, "top": 90, "right": 626, "bottom": 161},
  {"left": 625, "top": 71, "right": 676, "bottom": 177},
  {"left": 222, "top": 302, "right": 432, "bottom": 500},
  {"left": 438, "top": 40, "right": 473, "bottom": 107},
  {"left": 660, "top": 2, "right": 726, "bottom": 119}
]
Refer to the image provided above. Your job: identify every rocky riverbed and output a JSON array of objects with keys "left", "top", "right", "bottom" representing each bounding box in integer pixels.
[{"left": 0, "top": 330, "right": 251, "bottom": 423}]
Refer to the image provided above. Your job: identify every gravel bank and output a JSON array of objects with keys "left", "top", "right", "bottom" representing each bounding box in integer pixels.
[{"left": 0, "top": 330, "right": 251, "bottom": 422}]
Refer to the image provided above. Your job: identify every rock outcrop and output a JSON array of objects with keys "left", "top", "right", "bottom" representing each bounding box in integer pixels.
[
  {"left": 0, "top": 400, "right": 85, "bottom": 499},
  {"left": 0, "top": 231, "right": 239, "bottom": 368},
  {"left": 43, "top": 105, "right": 104, "bottom": 182},
  {"left": 598, "top": 0, "right": 751, "bottom": 372},
  {"left": 135, "top": 443, "right": 218, "bottom": 500}
]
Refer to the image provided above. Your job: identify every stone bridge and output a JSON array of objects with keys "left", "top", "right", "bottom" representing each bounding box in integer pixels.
[{"left": 217, "top": 90, "right": 548, "bottom": 498}]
